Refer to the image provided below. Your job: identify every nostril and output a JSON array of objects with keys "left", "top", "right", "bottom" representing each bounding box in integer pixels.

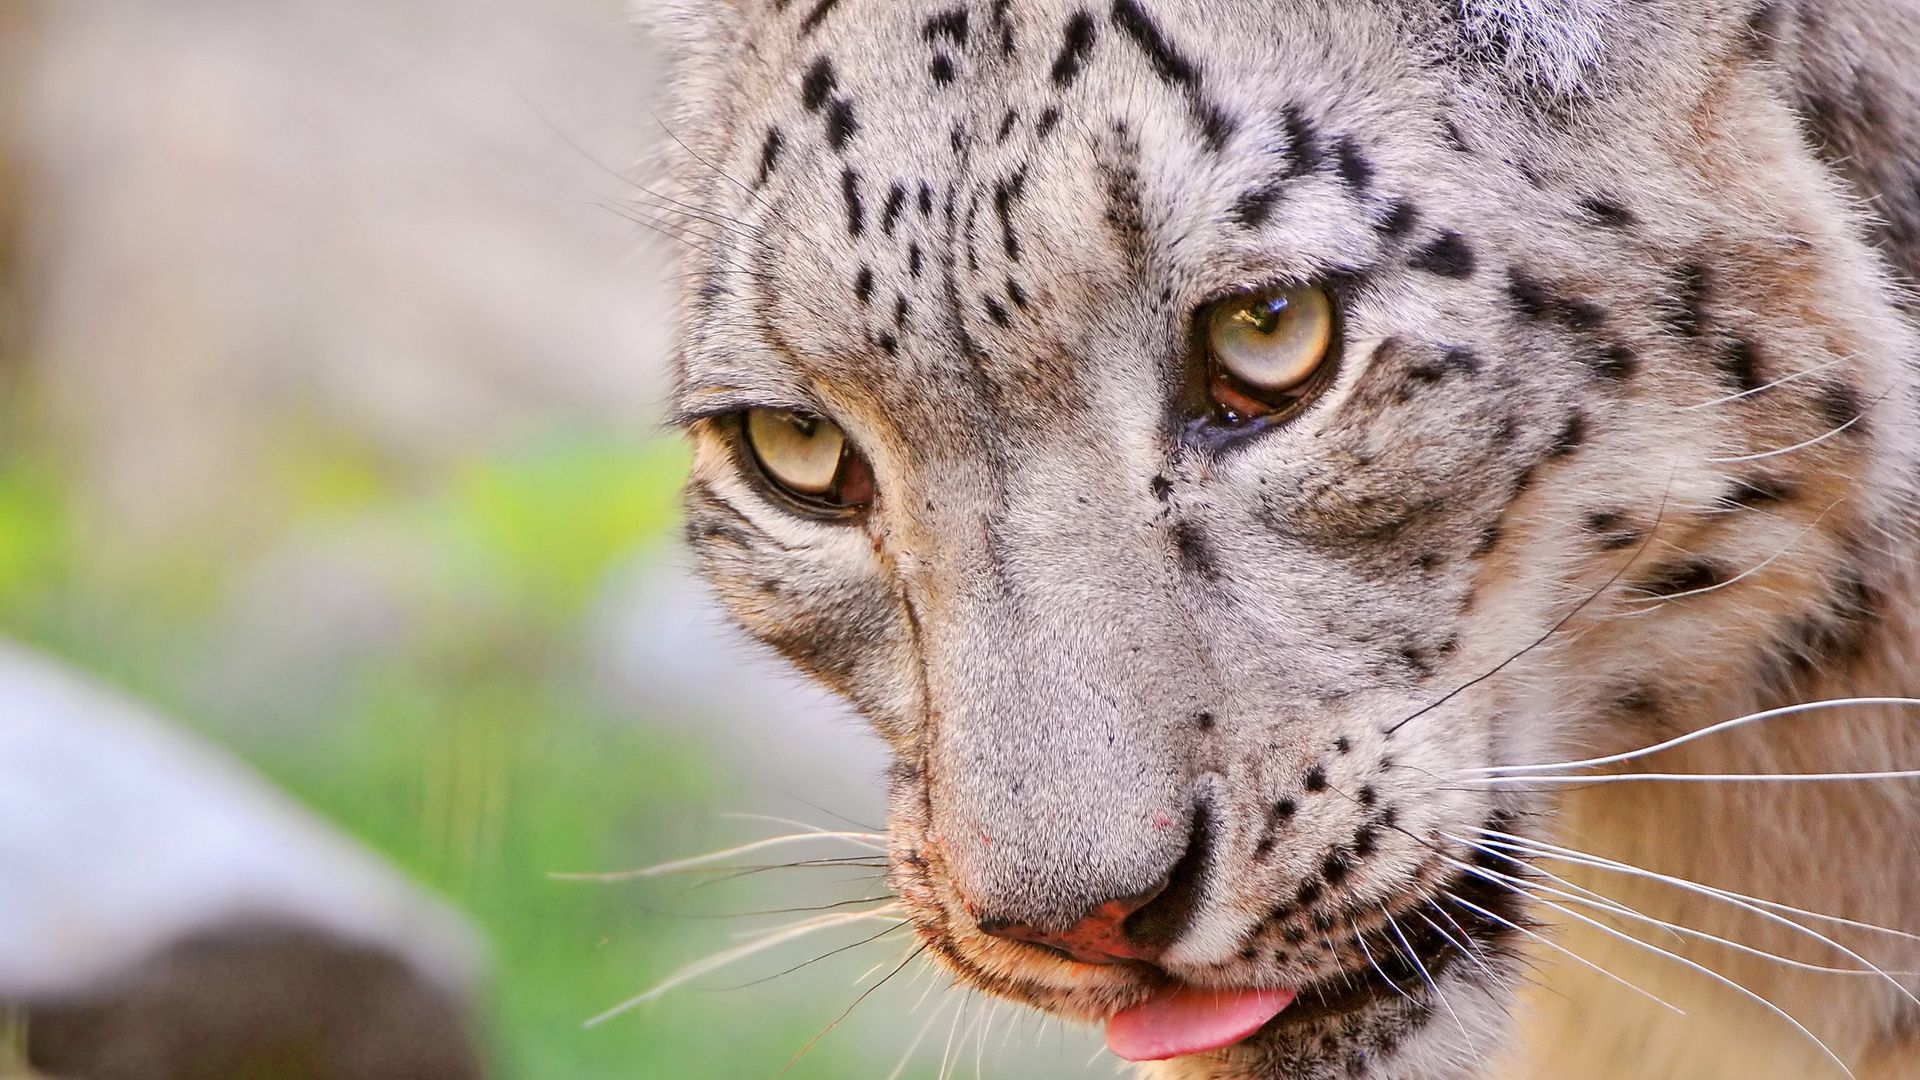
[
  {"left": 1120, "top": 802, "right": 1213, "bottom": 954},
  {"left": 974, "top": 804, "right": 1214, "bottom": 966}
]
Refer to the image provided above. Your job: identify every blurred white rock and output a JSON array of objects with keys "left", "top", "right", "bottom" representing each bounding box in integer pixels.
[{"left": 0, "top": 641, "right": 486, "bottom": 1077}]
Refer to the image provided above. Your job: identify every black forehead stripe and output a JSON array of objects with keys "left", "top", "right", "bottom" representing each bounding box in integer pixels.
[
  {"left": 1052, "top": 10, "right": 1098, "bottom": 86},
  {"left": 1107, "top": 0, "right": 1236, "bottom": 152},
  {"left": 798, "top": 0, "right": 841, "bottom": 35}
]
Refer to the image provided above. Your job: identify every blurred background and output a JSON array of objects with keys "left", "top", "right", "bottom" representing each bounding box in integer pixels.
[{"left": 0, "top": 1, "right": 1103, "bottom": 1076}]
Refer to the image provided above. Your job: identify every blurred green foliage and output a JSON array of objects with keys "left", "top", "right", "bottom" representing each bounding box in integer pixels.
[{"left": 0, "top": 402, "right": 895, "bottom": 1078}]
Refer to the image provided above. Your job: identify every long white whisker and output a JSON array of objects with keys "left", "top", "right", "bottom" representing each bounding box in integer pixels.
[
  {"left": 1482, "top": 828, "right": 1920, "bottom": 946},
  {"left": 719, "top": 813, "right": 888, "bottom": 848},
  {"left": 1707, "top": 388, "right": 1882, "bottom": 464},
  {"left": 886, "top": 995, "right": 955, "bottom": 1080},
  {"left": 1461, "top": 769, "right": 1920, "bottom": 786},
  {"left": 551, "top": 831, "right": 891, "bottom": 881},
  {"left": 1614, "top": 501, "right": 1839, "bottom": 611},
  {"left": 1441, "top": 891, "right": 1684, "bottom": 1015},
  {"left": 1354, "top": 929, "right": 1415, "bottom": 1003},
  {"left": 937, "top": 992, "right": 971, "bottom": 1080},
  {"left": 1683, "top": 358, "right": 1841, "bottom": 410},
  {"left": 583, "top": 905, "right": 905, "bottom": 1026},
  {"left": 1462, "top": 697, "right": 1920, "bottom": 776},
  {"left": 1420, "top": 905, "right": 1499, "bottom": 981},
  {"left": 1460, "top": 842, "right": 1913, "bottom": 984},
  {"left": 1385, "top": 908, "right": 1473, "bottom": 1046},
  {"left": 1473, "top": 831, "right": 1920, "bottom": 1003},
  {"left": 1445, "top": 858, "right": 1853, "bottom": 1078}
]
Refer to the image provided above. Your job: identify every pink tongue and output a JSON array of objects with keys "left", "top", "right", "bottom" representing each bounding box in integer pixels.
[{"left": 1105, "top": 985, "right": 1297, "bottom": 1062}]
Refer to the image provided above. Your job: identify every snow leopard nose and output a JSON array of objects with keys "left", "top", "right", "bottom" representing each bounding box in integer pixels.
[{"left": 973, "top": 806, "right": 1212, "bottom": 965}]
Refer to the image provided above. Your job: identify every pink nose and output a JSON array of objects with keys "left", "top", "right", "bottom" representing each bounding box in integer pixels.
[{"left": 976, "top": 885, "right": 1169, "bottom": 965}]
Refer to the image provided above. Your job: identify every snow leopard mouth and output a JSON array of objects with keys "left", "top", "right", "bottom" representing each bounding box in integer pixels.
[{"left": 1107, "top": 865, "right": 1516, "bottom": 1063}]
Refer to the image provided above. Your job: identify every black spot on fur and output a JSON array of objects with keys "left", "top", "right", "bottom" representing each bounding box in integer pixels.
[
  {"left": 1194, "top": 711, "right": 1215, "bottom": 731},
  {"left": 997, "top": 109, "right": 1019, "bottom": 143},
  {"left": 1304, "top": 766, "right": 1329, "bottom": 792},
  {"left": 1334, "top": 736, "right": 1352, "bottom": 754},
  {"left": 1321, "top": 848, "right": 1355, "bottom": 884},
  {"left": 1334, "top": 136, "right": 1373, "bottom": 189},
  {"left": 1172, "top": 520, "right": 1218, "bottom": 579},
  {"left": 923, "top": 8, "right": 969, "bottom": 43},
  {"left": 824, "top": 98, "right": 858, "bottom": 150},
  {"left": 1295, "top": 879, "right": 1323, "bottom": 908},
  {"left": 1376, "top": 198, "right": 1419, "bottom": 238},
  {"left": 1507, "top": 270, "right": 1605, "bottom": 330},
  {"left": 1582, "top": 510, "right": 1641, "bottom": 549},
  {"left": 993, "top": 169, "right": 1028, "bottom": 260},
  {"left": 1633, "top": 559, "right": 1728, "bottom": 598},
  {"left": 754, "top": 127, "right": 784, "bottom": 187},
  {"left": 983, "top": 295, "right": 1011, "bottom": 327},
  {"left": 1474, "top": 523, "right": 1502, "bottom": 556},
  {"left": 1410, "top": 230, "right": 1475, "bottom": 278},
  {"left": 1550, "top": 412, "right": 1586, "bottom": 457},
  {"left": 1282, "top": 106, "right": 1322, "bottom": 176},
  {"left": 907, "top": 243, "right": 923, "bottom": 278},
  {"left": 840, "top": 168, "right": 865, "bottom": 236},
  {"left": 798, "top": 0, "right": 842, "bottom": 34},
  {"left": 1717, "top": 337, "right": 1765, "bottom": 394},
  {"left": 1589, "top": 343, "right": 1637, "bottom": 379},
  {"left": 880, "top": 182, "right": 907, "bottom": 235},
  {"left": 1006, "top": 279, "right": 1029, "bottom": 309},
  {"left": 1036, "top": 106, "right": 1061, "bottom": 138},
  {"left": 894, "top": 295, "right": 911, "bottom": 328},
  {"left": 930, "top": 53, "right": 956, "bottom": 84},
  {"left": 1051, "top": 11, "right": 1098, "bottom": 86},
  {"left": 853, "top": 265, "right": 873, "bottom": 304},
  {"left": 1441, "top": 117, "right": 1471, "bottom": 153},
  {"left": 918, "top": 182, "right": 935, "bottom": 216},
  {"left": 1231, "top": 185, "right": 1282, "bottom": 229},
  {"left": 801, "top": 57, "right": 837, "bottom": 111},
  {"left": 1578, "top": 195, "right": 1635, "bottom": 229},
  {"left": 1719, "top": 475, "right": 1795, "bottom": 508},
  {"left": 1669, "top": 263, "right": 1709, "bottom": 336},
  {"left": 876, "top": 331, "right": 898, "bottom": 355},
  {"left": 1819, "top": 380, "right": 1866, "bottom": 433},
  {"left": 1150, "top": 474, "right": 1173, "bottom": 500}
]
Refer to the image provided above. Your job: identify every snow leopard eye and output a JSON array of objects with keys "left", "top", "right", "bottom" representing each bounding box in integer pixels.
[
  {"left": 1200, "top": 284, "right": 1336, "bottom": 422},
  {"left": 740, "top": 409, "right": 875, "bottom": 515}
]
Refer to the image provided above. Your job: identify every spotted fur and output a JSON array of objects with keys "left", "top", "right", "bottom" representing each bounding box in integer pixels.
[{"left": 652, "top": 1, "right": 1920, "bottom": 1077}]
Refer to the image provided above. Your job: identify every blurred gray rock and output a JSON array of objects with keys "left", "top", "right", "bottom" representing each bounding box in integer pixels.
[{"left": 0, "top": 642, "right": 487, "bottom": 1079}]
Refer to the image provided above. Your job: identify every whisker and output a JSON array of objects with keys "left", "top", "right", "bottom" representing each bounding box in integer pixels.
[
  {"left": 1706, "top": 387, "right": 1888, "bottom": 464},
  {"left": 885, "top": 995, "right": 955, "bottom": 1080},
  {"left": 705, "top": 922, "right": 908, "bottom": 990},
  {"left": 1354, "top": 927, "right": 1416, "bottom": 1003},
  {"left": 1461, "top": 846, "right": 1913, "bottom": 986},
  {"left": 1384, "top": 471, "right": 1676, "bottom": 736},
  {"left": 1612, "top": 499, "right": 1840, "bottom": 612},
  {"left": 1682, "top": 358, "right": 1842, "bottom": 410},
  {"left": 1440, "top": 891, "right": 1686, "bottom": 1015},
  {"left": 1384, "top": 907, "right": 1472, "bottom": 1045},
  {"left": 1444, "top": 857, "right": 1854, "bottom": 1077},
  {"left": 1482, "top": 829, "right": 1920, "bottom": 947},
  {"left": 779, "top": 944, "right": 927, "bottom": 1075},
  {"left": 584, "top": 906, "right": 906, "bottom": 1026},
  {"left": 1419, "top": 905, "right": 1500, "bottom": 981},
  {"left": 1461, "top": 697, "right": 1920, "bottom": 776},
  {"left": 1460, "top": 768, "right": 1920, "bottom": 786},
  {"left": 1472, "top": 830, "right": 1920, "bottom": 1000}
]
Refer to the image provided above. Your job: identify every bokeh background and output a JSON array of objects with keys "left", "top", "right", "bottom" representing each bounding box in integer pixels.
[{"left": 0, "top": 2, "right": 1105, "bottom": 1076}]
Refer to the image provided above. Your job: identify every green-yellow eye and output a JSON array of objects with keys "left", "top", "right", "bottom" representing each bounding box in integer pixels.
[
  {"left": 1203, "top": 284, "right": 1334, "bottom": 418},
  {"left": 741, "top": 409, "right": 874, "bottom": 513}
]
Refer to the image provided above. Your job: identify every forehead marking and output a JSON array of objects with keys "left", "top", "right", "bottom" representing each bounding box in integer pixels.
[{"left": 1109, "top": 0, "right": 1236, "bottom": 152}]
